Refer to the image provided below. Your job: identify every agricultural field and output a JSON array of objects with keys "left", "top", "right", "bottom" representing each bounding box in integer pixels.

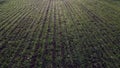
[{"left": 0, "top": 0, "right": 120, "bottom": 68}]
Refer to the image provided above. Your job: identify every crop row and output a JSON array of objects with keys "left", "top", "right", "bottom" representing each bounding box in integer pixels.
[{"left": 0, "top": 0, "right": 120, "bottom": 68}]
